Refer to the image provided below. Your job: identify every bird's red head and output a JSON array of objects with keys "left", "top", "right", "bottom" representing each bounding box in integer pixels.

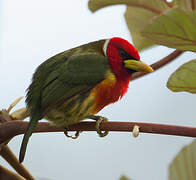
[
  {"left": 103, "top": 37, "right": 153, "bottom": 80},
  {"left": 92, "top": 37, "right": 153, "bottom": 113}
]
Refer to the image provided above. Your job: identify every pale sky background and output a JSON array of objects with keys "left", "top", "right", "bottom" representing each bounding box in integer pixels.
[{"left": 0, "top": 1, "right": 196, "bottom": 180}]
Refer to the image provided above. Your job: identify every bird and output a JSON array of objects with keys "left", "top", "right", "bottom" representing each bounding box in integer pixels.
[{"left": 19, "top": 37, "right": 153, "bottom": 163}]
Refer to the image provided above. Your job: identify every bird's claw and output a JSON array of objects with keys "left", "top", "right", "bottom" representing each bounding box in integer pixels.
[
  {"left": 95, "top": 116, "right": 109, "bottom": 137},
  {"left": 64, "top": 129, "right": 81, "bottom": 139}
]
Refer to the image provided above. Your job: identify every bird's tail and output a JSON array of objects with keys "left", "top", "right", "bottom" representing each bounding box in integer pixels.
[{"left": 19, "top": 111, "right": 40, "bottom": 163}]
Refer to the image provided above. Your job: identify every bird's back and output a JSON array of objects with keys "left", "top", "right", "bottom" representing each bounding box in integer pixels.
[{"left": 26, "top": 39, "right": 106, "bottom": 118}]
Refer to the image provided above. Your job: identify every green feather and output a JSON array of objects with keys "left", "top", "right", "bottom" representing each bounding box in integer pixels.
[{"left": 19, "top": 110, "right": 40, "bottom": 163}]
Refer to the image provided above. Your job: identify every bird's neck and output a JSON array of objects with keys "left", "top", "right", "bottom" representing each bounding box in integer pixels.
[{"left": 92, "top": 71, "right": 130, "bottom": 114}]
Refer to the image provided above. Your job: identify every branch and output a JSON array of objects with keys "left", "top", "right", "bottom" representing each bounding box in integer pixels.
[
  {"left": 0, "top": 145, "right": 35, "bottom": 180},
  {"left": 0, "top": 164, "right": 25, "bottom": 180},
  {"left": 131, "top": 50, "right": 184, "bottom": 80},
  {"left": 0, "top": 121, "right": 196, "bottom": 144},
  {"left": 191, "top": 0, "right": 195, "bottom": 10}
]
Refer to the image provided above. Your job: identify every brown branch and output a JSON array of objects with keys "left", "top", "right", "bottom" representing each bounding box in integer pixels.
[
  {"left": 0, "top": 145, "right": 35, "bottom": 180},
  {"left": 0, "top": 121, "right": 196, "bottom": 144},
  {"left": 0, "top": 164, "right": 25, "bottom": 180},
  {"left": 191, "top": 0, "right": 195, "bottom": 10},
  {"left": 131, "top": 50, "right": 184, "bottom": 80}
]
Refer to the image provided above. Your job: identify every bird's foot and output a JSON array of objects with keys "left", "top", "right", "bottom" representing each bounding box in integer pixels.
[
  {"left": 64, "top": 129, "right": 80, "bottom": 139},
  {"left": 96, "top": 117, "right": 109, "bottom": 137},
  {"left": 88, "top": 115, "right": 109, "bottom": 137}
]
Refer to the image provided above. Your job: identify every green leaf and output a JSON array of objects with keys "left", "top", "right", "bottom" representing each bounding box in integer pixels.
[
  {"left": 169, "top": 140, "right": 196, "bottom": 180},
  {"left": 167, "top": 59, "right": 196, "bottom": 93},
  {"left": 119, "top": 175, "right": 131, "bottom": 180},
  {"left": 142, "top": 8, "right": 196, "bottom": 52},
  {"left": 173, "top": 0, "right": 196, "bottom": 11},
  {"left": 124, "top": 6, "right": 155, "bottom": 51},
  {"left": 88, "top": 0, "right": 129, "bottom": 12},
  {"left": 88, "top": 0, "right": 170, "bottom": 51},
  {"left": 124, "top": 0, "right": 170, "bottom": 51}
]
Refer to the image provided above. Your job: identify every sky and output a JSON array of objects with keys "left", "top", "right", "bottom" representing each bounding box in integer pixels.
[{"left": 0, "top": 0, "right": 196, "bottom": 180}]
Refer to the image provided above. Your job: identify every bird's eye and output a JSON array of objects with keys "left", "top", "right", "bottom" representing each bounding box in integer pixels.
[
  {"left": 119, "top": 49, "right": 127, "bottom": 59},
  {"left": 118, "top": 48, "right": 136, "bottom": 61}
]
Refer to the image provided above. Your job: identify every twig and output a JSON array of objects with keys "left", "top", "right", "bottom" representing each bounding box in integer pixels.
[
  {"left": 131, "top": 50, "right": 184, "bottom": 80},
  {"left": 0, "top": 145, "right": 35, "bottom": 180},
  {"left": 0, "top": 121, "right": 196, "bottom": 144},
  {"left": 0, "top": 110, "right": 12, "bottom": 123},
  {"left": 0, "top": 164, "right": 25, "bottom": 180},
  {"left": 7, "top": 96, "right": 23, "bottom": 113},
  {"left": 191, "top": 0, "right": 195, "bottom": 10},
  {"left": 0, "top": 111, "right": 35, "bottom": 179}
]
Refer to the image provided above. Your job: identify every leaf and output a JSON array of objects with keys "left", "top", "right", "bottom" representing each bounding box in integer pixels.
[
  {"left": 167, "top": 59, "right": 196, "bottom": 93},
  {"left": 169, "top": 140, "right": 196, "bottom": 180},
  {"left": 124, "top": 0, "right": 170, "bottom": 51},
  {"left": 124, "top": 6, "right": 156, "bottom": 51},
  {"left": 119, "top": 175, "right": 131, "bottom": 180},
  {"left": 173, "top": 0, "right": 196, "bottom": 11},
  {"left": 88, "top": 0, "right": 168, "bottom": 15},
  {"left": 142, "top": 8, "right": 196, "bottom": 52},
  {"left": 88, "top": 0, "right": 170, "bottom": 51}
]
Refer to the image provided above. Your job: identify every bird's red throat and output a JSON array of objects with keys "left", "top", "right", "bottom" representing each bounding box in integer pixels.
[{"left": 92, "top": 75, "right": 130, "bottom": 114}]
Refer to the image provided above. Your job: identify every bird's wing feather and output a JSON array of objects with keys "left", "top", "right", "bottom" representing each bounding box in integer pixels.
[
  {"left": 19, "top": 53, "right": 109, "bottom": 163},
  {"left": 41, "top": 53, "right": 109, "bottom": 114}
]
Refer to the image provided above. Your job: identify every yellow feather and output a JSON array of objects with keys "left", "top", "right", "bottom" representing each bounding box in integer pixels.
[{"left": 104, "top": 70, "right": 116, "bottom": 84}]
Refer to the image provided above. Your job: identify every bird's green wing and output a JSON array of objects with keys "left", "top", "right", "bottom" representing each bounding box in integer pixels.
[
  {"left": 19, "top": 52, "right": 109, "bottom": 163},
  {"left": 41, "top": 53, "right": 109, "bottom": 114}
]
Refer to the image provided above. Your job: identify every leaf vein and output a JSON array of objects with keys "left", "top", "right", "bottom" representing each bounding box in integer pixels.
[{"left": 144, "top": 31, "right": 196, "bottom": 43}]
